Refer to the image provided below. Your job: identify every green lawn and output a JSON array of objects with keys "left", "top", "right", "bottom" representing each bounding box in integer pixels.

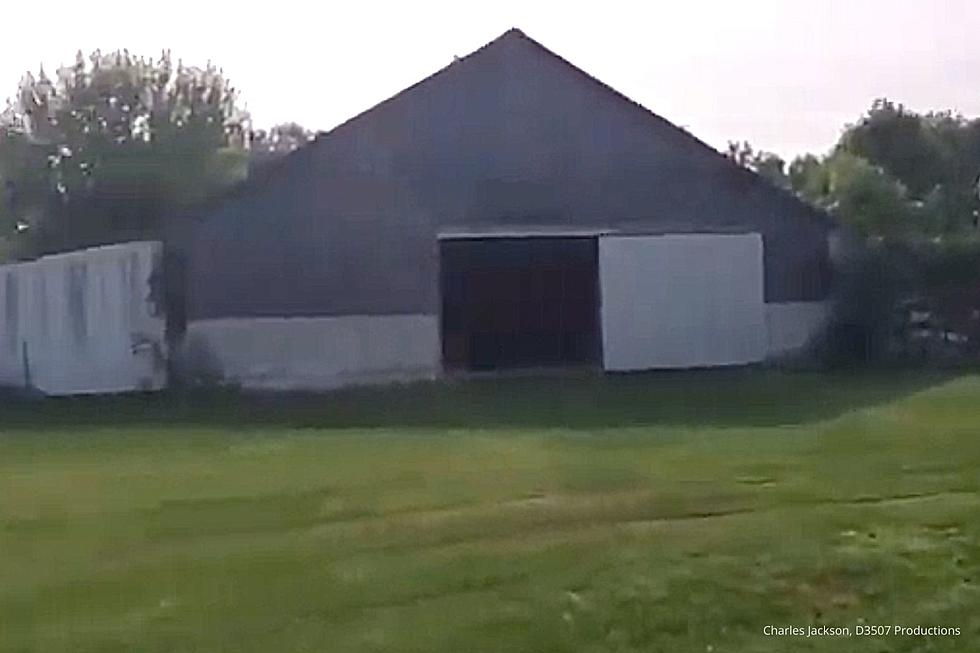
[{"left": 1, "top": 370, "right": 979, "bottom": 652}]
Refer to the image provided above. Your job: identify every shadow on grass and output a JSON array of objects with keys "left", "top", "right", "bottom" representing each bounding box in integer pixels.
[{"left": 0, "top": 367, "right": 964, "bottom": 432}]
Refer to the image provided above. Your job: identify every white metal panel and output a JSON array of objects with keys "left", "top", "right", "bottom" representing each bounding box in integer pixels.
[
  {"left": 0, "top": 242, "right": 166, "bottom": 395},
  {"left": 599, "top": 233, "right": 766, "bottom": 370},
  {"left": 181, "top": 314, "right": 441, "bottom": 391}
]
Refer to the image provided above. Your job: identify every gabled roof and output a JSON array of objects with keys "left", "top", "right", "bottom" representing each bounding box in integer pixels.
[
  {"left": 190, "top": 28, "right": 831, "bottom": 227},
  {"left": 311, "top": 28, "right": 720, "bottom": 158}
]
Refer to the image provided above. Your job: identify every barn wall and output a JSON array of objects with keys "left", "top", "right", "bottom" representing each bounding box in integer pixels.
[
  {"left": 0, "top": 242, "right": 166, "bottom": 395},
  {"left": 309, "top": 32, "right": 832, "bottom": 303},
  {"left": 171, "top": 31, "right": 831, "bottom": 326},
  {"left": 765, "top": 301, "right": 832, "bottom": 358},
  {"left": 178, "top": 314, "right": 440, "bottom": 390},
  {"left": 172, "top": 171, "right": 440, "bottom": 321}
]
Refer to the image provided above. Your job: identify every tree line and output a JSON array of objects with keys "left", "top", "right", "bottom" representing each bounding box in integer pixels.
[
  {"left": 3, "top": 50, "right": 980, "bottom": 260},
  {"left": 728, "top": 99, "right": 980, "bottom": 239},
  {"left": 0, "top": 50, "right": 311, "bottom": 260},
  {"left": 728, "top": 100, "right": 980, "bottom": 362}
]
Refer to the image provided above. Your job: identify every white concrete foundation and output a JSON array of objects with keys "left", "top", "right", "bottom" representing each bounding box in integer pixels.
[
  {"left": 598, "top": 233, "right": 767, "bottom": 370},
  {"left": 0, "top": 241, "right": 166, "bottom": 395},
  {"left": 180, "top": 314, "right": 441, "bottom": 390},
  {"left": 765, "top": 301, "right": 831, "bottom": 358}
]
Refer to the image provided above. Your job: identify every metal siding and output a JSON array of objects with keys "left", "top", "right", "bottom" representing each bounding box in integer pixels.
[
  {"left": 179, "top": 315, "right": 440, "bottom": 390},
  {"left": 173, "top": 33, "right": 830, "bottom": 321},
  {"left": 175, "top": 173, "right": 439, "bottom": 320},
  {"left": 0, "top": 242, "right": 166, "bottom": 395},
  {"left": 599, "top": 234, "right": 767, "bottom": 370}
]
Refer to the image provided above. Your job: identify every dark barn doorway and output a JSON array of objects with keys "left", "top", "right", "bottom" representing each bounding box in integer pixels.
[{"left": 440, "top": 237, "right": 601, "bottom": 370}]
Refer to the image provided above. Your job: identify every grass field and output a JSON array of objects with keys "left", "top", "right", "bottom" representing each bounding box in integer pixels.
[{"left": 1, "top": 370, "right": 979, "bottom": 652}]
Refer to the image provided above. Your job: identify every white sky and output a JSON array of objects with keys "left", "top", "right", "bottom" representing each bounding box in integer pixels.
[{"left": 3, "top": 0, "right": 978, "bottom": 159}]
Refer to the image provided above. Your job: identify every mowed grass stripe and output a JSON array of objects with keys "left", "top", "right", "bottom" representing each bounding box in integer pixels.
[{"left": 1, "top": 370, "right": 979, "bottom": 651}]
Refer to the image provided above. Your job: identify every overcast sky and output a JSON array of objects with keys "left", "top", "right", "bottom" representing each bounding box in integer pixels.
[{"left": 2, "top": 0, "right": 978, "bottom": 159}]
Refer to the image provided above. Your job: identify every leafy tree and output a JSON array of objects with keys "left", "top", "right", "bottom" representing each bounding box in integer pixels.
[
  {"left": 822, "top": 152, "right": 915, "bottom": 236},
  {"left": 838, "top": 99, "right": 948, "bottom": 199},
  {"left": 837, "top": 99, "right": 980, "bottom": 234},
  {"left": 727, "top": 99, "right": 980, "bottom": 238},
  {"left": 726, "top": 140, "right": 789, "bottom": 189},
  {"left": 788, "top": 154, "right": 830, "bottom": 203},
  {"left": 248, "top": 122, "right": 315, "bottom": 173},
  {"left": 0, "top": 50, "right": 251, "bottom": 258}
]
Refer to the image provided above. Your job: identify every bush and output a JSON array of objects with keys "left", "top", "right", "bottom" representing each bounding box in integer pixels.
[{"left": 822, "top": 237, "right": 980, "bottom": 366}]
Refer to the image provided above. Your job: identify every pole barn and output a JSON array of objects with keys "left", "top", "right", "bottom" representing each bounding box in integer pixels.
[{"left": 167, "top": 29, "right": 833, "bottom": 390}]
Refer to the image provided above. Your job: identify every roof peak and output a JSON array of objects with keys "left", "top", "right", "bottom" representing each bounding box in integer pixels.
[{"left": 213, "top": 26, "right": 830, "bottom": 227}]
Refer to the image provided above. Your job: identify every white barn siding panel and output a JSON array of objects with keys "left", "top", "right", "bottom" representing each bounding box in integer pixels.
[
  {"left": 180, "top": 314, "right": 441, "bottom": 391},
  {"left": 0, "top": 242, "right": 165, "bottom": 395},
  {"left": 599, "top": 233, "right": 767, "bottom": 370}
]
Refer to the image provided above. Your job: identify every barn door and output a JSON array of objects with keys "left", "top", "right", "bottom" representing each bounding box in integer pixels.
[{"left": 598, "top": 233, "right": 766, "bottom": 371}]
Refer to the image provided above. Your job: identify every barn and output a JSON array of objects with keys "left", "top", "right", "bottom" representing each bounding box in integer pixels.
[{"left": 167, "top": 28, "right": 834, "bottom": 390}]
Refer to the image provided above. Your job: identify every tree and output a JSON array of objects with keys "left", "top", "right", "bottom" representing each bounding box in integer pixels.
[
  {"left": 822, "top": 152, "right": 915, "bottom": 237},
  {"left": 730, "top": 140, "right": 912, "bottom": 236},
  {"left": 248, "top": 122, "right": 315, "bottom": 173},
  {"left": 788, "top": 154, "right": 830, "bottom": 203},
  {"left": 838, "top": 99, "right": 948, "bottom": 199},
  {"left": 733, "top": 143, "right": 911, "bottom": 238},
  {"left": 837, "top": 99, "right": 980, "bottom": 234},
  {"left": 0, "top": 50, "right": 251, "bottom": 258},
  {"left": 726, "top": 140, "right": 789, "bottom": 189}
]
